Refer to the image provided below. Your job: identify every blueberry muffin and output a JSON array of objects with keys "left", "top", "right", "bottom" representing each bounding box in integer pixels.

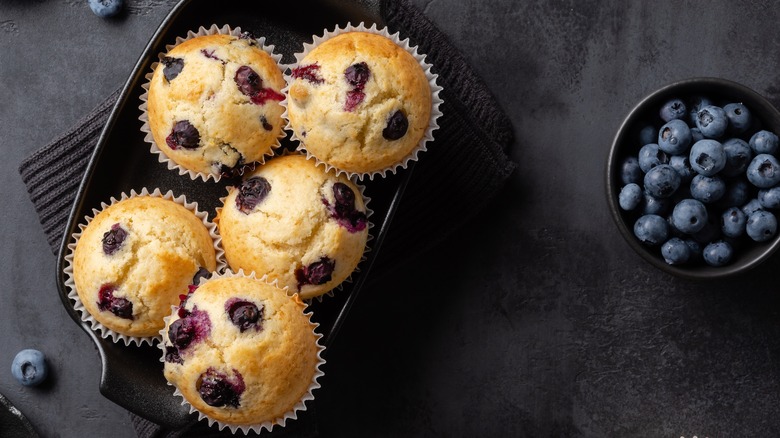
[
  {"left": 161, "top": 274, "right": 322, "bottom": 428},
  {"left": 146, "top": 33, "right": 285, "bottom": 177},
  {"left": 72, "top": 195, "right": 217, "bottom": 339},
  {"left": 286, "top": 30, "right": 433, "bottom": 176},
  {"left": 217, "top": 154, "right": 368, "bottom": 299}
]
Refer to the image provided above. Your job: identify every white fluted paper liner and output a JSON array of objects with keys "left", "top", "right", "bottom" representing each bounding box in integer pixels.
[
  {"left": 214, "top": 151, "right": 374, "bottom": 302},
  {"left": 139, "top": 24, "right": 288, "bottom": 183},
  {"left": 158, "top": 269, "right": 326, "bottom": 434},
  {"left": 63, "top": 188, "right": 227, "bottom": 347},
  {"left": 281, "top": 22, "right": 444, "bottom": 181}
]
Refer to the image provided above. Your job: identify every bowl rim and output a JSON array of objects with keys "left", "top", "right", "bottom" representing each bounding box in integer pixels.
[{"left": 606, "top": 76, "right": 780, "bottom": 280}]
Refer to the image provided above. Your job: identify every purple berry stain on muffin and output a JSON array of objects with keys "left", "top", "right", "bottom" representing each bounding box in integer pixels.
[
  {"left": 323, "top": 183, "right": 367, "bottom": 232},
  {"left": 382, "top": 110, "right": 409, "bottom": 140},
  {"left": 260, "top": 115, "right": 273, "bottom": 131},
  {"left": 295, "top": 257, "right": 335, "bottom": 290},
  {"left": 234, "top": 65, "right": 284, "bottom": 105},
  {"left": 225, "top": 298, "right": 264, "bottom": 333},
  {"left": 177, "top": 285, "right": 198, "bottom": 318},
  {"left": 235, "top": 176, "right": 271, "bottom": 214},
  {"left": 200, "top": 48, "right": 225, "bottom": 64},
  {"left": 97, "top": 284, "right": 133, "bottom": 320},
  {"left": 165, "top": 307, "right": 211, "bottom": 364},
  {"left": 161, "top": 57, "right": 184, "bottom": 82},
  {"left": 343, "top": 62, "right": 370, "bottom": 112},
  {"left": 166, "top": 120, "right": 200, "bottom": 150},
  {"left": 198, "top": 368, "right": 245, "bottom": 408},
  {"left": 291, "top": 64, "right": 324, "bottom": 85},
  {"left": 102, "top": 223, "right": 127, "bottom": 255}
]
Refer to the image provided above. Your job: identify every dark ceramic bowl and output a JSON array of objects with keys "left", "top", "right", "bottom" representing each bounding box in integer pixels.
[{"left": 606, "top": 77, "right": 780, "bottom": 279}]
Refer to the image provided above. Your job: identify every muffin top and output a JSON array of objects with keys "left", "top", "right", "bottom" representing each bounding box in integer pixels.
[
  {"left": 217, "top": 154, "right": 368, "bottom": 299},
  {"left": 147, "top": 33, "right": 285, "bottom": 177},
  {"left": 286, "top": 31, "right": 432, "bottom": 176},
  {"left": 72, "top": 196, "right": 217, "bottom": 339},
  {"left": 161, "top": 274, "right": 321, "bottom": 427}
]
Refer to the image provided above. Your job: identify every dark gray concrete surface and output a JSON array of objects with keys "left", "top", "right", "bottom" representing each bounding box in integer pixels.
[{"left": 2, "top": 1, "right": 780, "bottom": 437}]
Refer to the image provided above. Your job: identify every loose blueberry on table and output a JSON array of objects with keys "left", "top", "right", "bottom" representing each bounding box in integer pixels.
[
  {"left": 11, "top": 349, "right": 47, "bottom": 387},
  {"left": 88, "top": 0, "right": 123, "bottom": 18},
  {"left": 617, "top": 95, "right": 780, "bottom": 267}
]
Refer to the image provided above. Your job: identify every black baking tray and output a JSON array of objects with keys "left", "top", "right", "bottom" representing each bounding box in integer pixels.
[{"left": 55, "top": 0, "right": 415, "bottom": 432}]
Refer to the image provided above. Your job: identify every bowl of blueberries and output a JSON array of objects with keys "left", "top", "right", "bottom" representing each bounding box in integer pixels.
[{"left": 607, "top": 77, "right": 780, "bottom": 279}]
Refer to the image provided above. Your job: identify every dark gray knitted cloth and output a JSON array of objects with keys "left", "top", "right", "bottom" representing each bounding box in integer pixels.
[{"left": 18, "top": 0, "right": 515, "bottom": 436}]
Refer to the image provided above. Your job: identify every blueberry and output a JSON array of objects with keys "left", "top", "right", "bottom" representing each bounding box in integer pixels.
[
  {"left": 689, "top": 139, "right": 726, "bottom": 176},
  {"left": 102, "top": 223, "right": 127, "bottom": 255},
  {"left": 721, "top": 207, "right": 747, "bottom": 238},
  {"left": 225, "top": 299, "right": 263, "bottom": 333},
  {"left": 168, "top": 318, "right": 196, "bottom": 351},
  {"left": 746, "top": 210, "right": 777, "bottom": 242},
  {"left": 724, "top": 102, "right": 752, "bottom": 134},
  {"left": 638, "top": 143, "right": 669, "bottom": 173},
  {"left": 619, "top": 183, "right": 642, "bottom": 210},
  {"left": 382, "top": 110, "right": 409, "bottom": 140},
  {"left": 644, "top": 164, "right": 681, "bottom": 198},
  {"left": 718, "top": 179, "right": 751, "bottom": 208},
  {"left": 749, "top": 130, "right": 779, "bottom": 155},
  {"left": 690, "top": 174, "right": 726, "bottom": 204},
  {"left": 658, "top": 119, "right": 692, "bottom": 155},
  {"left": 97, "top": 284, "right": 133, "bottom": 320},
  {"left": 234, "top": 65, "right": 263, "bottom": 98},
  {"left": 11, "top": 349, "right": 47, "bottom": 387},
  {"left": 641, "top": 191, "right": 672, "bottom": 216},
  {"left": 162, "top": 57, "right": 184, "bottom": 82},
  {"left": 742, "top": 198, "right": 764, "bottom": 216},
  {"left": 192, "top": 267, "right": 210, "bottom": 285},
  {"left": 687, "top": 96, "right": 713, "bottom": 125},
  {"left": 198, "top": 368, "right": 245, "bottom": 408},
  {"left": 165, "top": 308, "right": 212, "bottom": 363},
  {"left": 633, "top": 214, "right": 669, "bottom": 246},
  {"left": 166, "top": 120, "right": 200, "bottom": 150},
  {"left": 620, "top": 156, "right": 643, "bottom": 185},
  {"left": 639, "top": 125, "right": 657, "bottom": 146},
  {"left": 235, "top": 176, "right": 271, "bottom": 214},
  {"left": 88, "top": 0, "right": 123, "bottom": 18},
  {"left": 671, "top": 199, "right": 708, "bottom": 234},
  {"left": 702, "top": 241, "right": 733, "bottom": 266},
  {"left": 661, "top": 237, "right": 691, "bottom": 265},
  {"left": 696, "top": 105, "right": 728, "bottom": 138},
  {"left": 759, "top": 186, "right": 780, "bottom": 209},
  {"left": 669, "top": 155, "right": 695, "bottom": 183},
  {"left": 690, "top": 128, "right": 704, "bottom": 143},
  {"left": 234, "top": 66, "right": 285, "bottom": 105},
  {"left": 660, "top": 98, "right": 686, "bottom": 122},
  {"left": 342, "top": 63, "right": 371, "bottom": 111},
  {"left": 295, "top": 257, "right": 335, "bottom": 289},
  {"left": 721, "top": 138, "right": 753, "bottom": 177},
  {"left": 692, "top": 209, "right": 723, "bottom": 244},
  {"left": 747, "top": 154, "right": 780, "bottom": 188},
  {"left": 344, "top": 62, "right": 370, "bottom": 88},
  {"left": 684, "top": 238, "right": 703, "bottom": 261}
]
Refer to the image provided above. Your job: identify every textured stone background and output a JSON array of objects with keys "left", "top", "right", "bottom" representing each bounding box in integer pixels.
[{"left": 2, "top": 0, "right": 780, "bottom": 437}]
